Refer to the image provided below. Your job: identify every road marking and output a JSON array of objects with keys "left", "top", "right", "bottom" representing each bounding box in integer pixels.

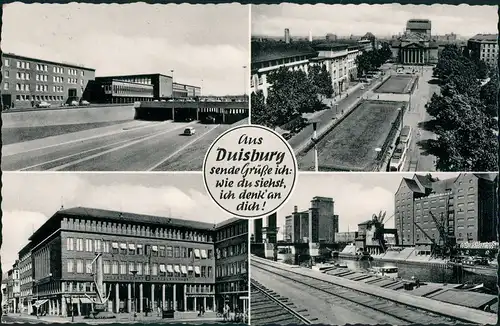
[
  {"left": 49, "top": 122, "right": 197, "bottom": 171},
  {"left": 18, "top": 132, "right": 154, "bottom": 171},
  {"left": 148, "top": 125, "right": 221, "bottom": 171},
  {"left": 2, "top": 121, "right": 170, "bottom": 157}
]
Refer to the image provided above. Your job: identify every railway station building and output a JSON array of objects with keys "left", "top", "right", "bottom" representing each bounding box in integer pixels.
[
  {"left": 1, "top": 53, "right": 96, "bottom": 110},
  {"left": 21, "top": 207, "right": 248, "bottom": 317},
  {"left": 395, "top": 173, "right": 498, "bottom": 247}
]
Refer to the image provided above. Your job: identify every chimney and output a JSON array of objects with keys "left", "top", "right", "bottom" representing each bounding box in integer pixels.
[
  {"left": 285, "top": 28, "right": 291, "bottom": 44},
  {"left": 294, "top": 205, "right": 298, "bottom": 213}
]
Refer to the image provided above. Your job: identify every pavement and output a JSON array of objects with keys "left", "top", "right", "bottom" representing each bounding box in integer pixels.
[
  {"left": 400, "top": 66, "right": 437, "bottom": 172},
  {"left": 1, "top": 311, "right": 224, "bottom": 324},
  {"left": 2, "top": 113, "right": 247, "bottom": 171}
]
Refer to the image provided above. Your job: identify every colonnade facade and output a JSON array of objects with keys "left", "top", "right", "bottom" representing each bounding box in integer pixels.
[
  {"left": 36, "top": 281, "right": 216, "bottom": 317},
  {"left": 400, "top": 48, "right": 429, "bottom": 64}
]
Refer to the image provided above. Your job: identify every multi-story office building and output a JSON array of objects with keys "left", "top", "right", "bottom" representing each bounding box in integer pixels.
[
  {"left": 251, "top": 41, "right": 361, "bottom": 99},
  {"left": 6, "top": 261, "right": 20, "bottom": 313},
  {"left": 284, "top": 197, "right": 339, "bottom": 244},
  {"left": 22, "top": 207, "right": 248, "bottom": 317},
  {"left": 18, "top": 242, "right": 34, "bottom": 314},
  {"left": 214, "top": 218, "right": 248, "bottom": 312},
  {"left": 467, "top": 34, "right": 499, "bottom": 66},
  {"left": 87, "top": 74, "right": 201, "bottom": 104},
  {"left": 1, "top": 53, "right": 96, "bottom": 109},
  {"left": 395, "top": 173, "right": 498, "bottom": 247}
]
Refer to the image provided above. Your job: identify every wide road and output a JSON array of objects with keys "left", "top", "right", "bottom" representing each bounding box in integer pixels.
[{"left": 3, "top": 117, "right": 246, "bottom": 171}]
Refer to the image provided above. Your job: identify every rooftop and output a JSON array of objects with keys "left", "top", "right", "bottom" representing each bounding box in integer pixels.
[
  {"left": 2, "top": 52, "right": 95, "bottom": 71},
  {"left": 406, "top": 19, "right": 432, "bottom": 31},
  {"left": 469, "top": 34, "right": 498, "bottom": 43},
  {"left": 251, "top": 41, "right": 317, "bottom": 64}
]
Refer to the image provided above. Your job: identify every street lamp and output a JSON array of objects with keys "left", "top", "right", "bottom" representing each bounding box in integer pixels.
[
  {"left": 309, "top": 121, "right": 320, "bottom": 172},
  {"left": 374, "top": 147, "right": 383, "bottom": 171},
  {"left": 130, "top": 270, "right": 138, "bottom": 321},
  {"left": 242, "top": 65, "right": 247, "bottom": 98}
]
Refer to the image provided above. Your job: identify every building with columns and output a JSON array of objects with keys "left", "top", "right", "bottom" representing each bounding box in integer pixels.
[
  {"left": 391, "top": 19, "right": 439, "bottom": 65},
  {"left": 22, "top": 207, "right": 248, "bottom": 317}
]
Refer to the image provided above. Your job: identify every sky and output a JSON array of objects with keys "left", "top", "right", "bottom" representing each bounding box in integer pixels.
[
  {"left": 2, "top": 2, "right": 250, "bottom": 96},
  {"left": 252, "top": 4, "right": 498, "bottom": 38},
  {"left": 1, "top": 172, "right": 234, "bottom": 273},
  {"left": 251, "top": 172, "right": 461, "bottom": 239}
]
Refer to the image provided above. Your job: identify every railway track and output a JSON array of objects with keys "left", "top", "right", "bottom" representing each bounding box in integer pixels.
[
  {"left": 252, "top": 258, "right": 460, "bottom": 325},
  {"left": 250, "top": 280, "right": 314, "bottom": 325}
]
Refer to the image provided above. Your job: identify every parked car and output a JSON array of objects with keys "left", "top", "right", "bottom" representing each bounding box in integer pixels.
[
  {"left": 36, "top": 101, "right": 51, "bottom": 108},
  {"left": 70, "top": 100, "right": 79, "bottom": 106},
  {"left": 80, "top": 100, "right": 90, "bottom": 106},
  {"left": 282, "top": 132, "right": 292, "bottom": 140}
]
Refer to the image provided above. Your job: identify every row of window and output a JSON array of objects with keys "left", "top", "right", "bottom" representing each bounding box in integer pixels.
[
  {"left": 63, "top": 217, "right": 213, "bottom": 243},
  {"left": 215, "top": 261, "right": 246, "bottom": 278},
  {"left": 15, "top": 95, "right": 65, "bottom": 102},
  {"left": 66, "top": 238, "right": 213, "bottom": 260},
  {"left": 36, "top": 74, "right": 48, "bottom": 82},
  {"left": 216, "top": 281, "right": 247, "bottom": 293},
  {"left": 215, "top": 243, "right": 247, "bottom": 259},
  {"left": 3, "top": 59, "right": 86, "bottom": 77},
  {"left": 106, "top": 84, "right": 153, "bottom": 95},
  {"left": 216, "top": 223, "right": 247, "bottom": 242},
  {"left": 67, "top": 259, "right": 213, "bottom": 278},
  {"left": 116, "top": 77, "right": 153, "bottom": 85},
  {"left": 62, "top": 281, "right": 214, "bottom": 294}
]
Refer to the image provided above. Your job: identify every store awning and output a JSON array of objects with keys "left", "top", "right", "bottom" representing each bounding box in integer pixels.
[
  {"left": 159, "top": 264, "right": 166, "bottom": 273},
  {"left": 188, "top": 266, "right": 193, "bottom": 272},
  {"left": 80, "top": 297, "right": 93, "bottom": 304},
  {"left": 166, "top": 265, "right": 174, "bottom": 273},
  {"left": 32, "top": 299, "right": 48, "bottom": 308},
  {"left": 194, "top": 266, "right": 201, "bottom": 275},
  {"left": 112, "top": 242, "right": 119, "bottom": 249},
  {"left": 119, "top": 243, "right": 127, "bottom": 250},
  {"left": 174, "top": 265, "right": 181, "bottom": 274},
  {"left": 152, "top": 245, "right": 158, "bottom": 252},
  {"left": 194, "top": 249, "right": 201, "bottom": 258},
  {"left": 136, "top": 244, "right": 143, "bottom": 248},
  {"left": 201, "top": 249, "right": 207, "bottom": 259},
  {"left": 128, "top": 244, "right": 135, "bottom": 250},
  {"left": 181, "top": 266, "right": 187, "bottom": 274}
]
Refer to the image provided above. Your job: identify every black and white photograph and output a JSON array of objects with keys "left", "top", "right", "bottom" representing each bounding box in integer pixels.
[
  {"left": 251, "top": 4, "right": 499, "bottom": 172},
  {"left": 1, "top": 3, "right": 250, "bottom": 172},
  {"left": 0, "top": 173, "right": 249, "bottom": 324},
  {"left": 249, "top": 173, "right": 498, "bottom": 325}
]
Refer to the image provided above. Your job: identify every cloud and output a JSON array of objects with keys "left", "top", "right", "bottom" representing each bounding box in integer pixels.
[
  {"left": 252, "top": 4, "right": 497, "bottom": 38},
  {"left": 1, "top": 173, "right": 230, "bottom": 273},
  {"left": 2, "top": 2, "right": 249, "bottom": 96}
]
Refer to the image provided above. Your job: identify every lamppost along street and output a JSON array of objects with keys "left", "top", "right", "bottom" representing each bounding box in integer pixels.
[
  {"left": 311, "top": 121, "right": 319, "bottom": 172},
  {"left": 130, "top": 270, "right": 138, "bottom": 320}
]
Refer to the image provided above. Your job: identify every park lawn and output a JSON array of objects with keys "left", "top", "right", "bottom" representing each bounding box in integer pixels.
[
  {"left": 375, "top": 75, "right": 415, "bottom": 94},
  {"left": 297, "top": 101, "right": 404, "bottom": 171},
  {"left": 1, "top": 120, "right": 131, "bottom": 145}
]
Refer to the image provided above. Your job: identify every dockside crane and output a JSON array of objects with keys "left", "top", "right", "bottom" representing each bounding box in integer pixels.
[{"left": 368, "top": 211, "right": 395, "bottom": 254}]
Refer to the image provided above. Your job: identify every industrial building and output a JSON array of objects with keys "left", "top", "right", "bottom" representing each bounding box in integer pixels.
[
  {"left": 284, "top": 197, "right": 339, "bottom": 243},
  {"left": 87, "top": 74, "right": 201, "bottom": 104},
  {"left": 1, "top": 53, "right": 96, "bottom": 109},
  {"left": 467, "top": 34, "right": 499, "bottom": 66},
  {"left": 395, "top": 173, "right": 498, "bottom": 248},
  {"left": 13, "top": 207, "right": 248, "bottom": 317}
]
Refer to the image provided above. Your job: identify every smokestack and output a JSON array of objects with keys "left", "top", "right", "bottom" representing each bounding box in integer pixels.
[
  {"left": 309, "top": 30, "right": 313, "bottom": 42},
  {"left": 294, "top": 205, "right": 298, "bottom": 213},
  {"left": 285, "top": 28, "right": 291, "bottom": 44}
]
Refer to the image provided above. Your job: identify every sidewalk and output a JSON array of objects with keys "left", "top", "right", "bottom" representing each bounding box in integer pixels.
[{"left": 290, "top": 74, "right": 391, "bottom": 156}]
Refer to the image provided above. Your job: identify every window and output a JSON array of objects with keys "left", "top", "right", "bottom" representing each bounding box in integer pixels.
[
  {"left": 129, "top": 262, "right": 135, "bottom": 273},
  {"left": 4, "top": 71, "right": 9, "bottom": 78},
  {"left": 174, "top": 247, "right": 180, "bottom": 258},
  {"left": 136, "top": 263, "right": 142, "bottom": 275},
  {"left": 136, "top": 244, "right": 143, "bottom": 255},
  {"left": 76, "top": 260, "right": 84, "bottom": 273},
  {"left": 76, "top": 238, "right": 84, "bottom": 251},
  {"left": 120, "top": 262, "right": 127, "bottom": 275},
  {"left": 66, "top": 238, "right": 74, "bottom": 251},
  {"left": 85, "top": 239, "right": 93, "bottom": 252},
  {"left": 112, "top": 261, "right": 118, "bottom": 274},
  {"left": 152, "top": 263, "right": 158, "bottom": 276},
  {"left": 159, "top": 245, "right": 166, "bottom": 257},
  {"left": 167, "top": 246, "right": 173, "bottom": 257},
  {"left": 5, "top": 58, "right": 9, "bottom": 67},
  {"left": 94, "top": 239, "right": 101, "bottom": 252},
  {"left": 144, "top": 263, "right": 150, "bottom": 275},
  {"left": 67, "top": 260, "right": 74, "bottom": 273},
  {"left": 103, "top": 261, "right": 110, "bottom": 274}
]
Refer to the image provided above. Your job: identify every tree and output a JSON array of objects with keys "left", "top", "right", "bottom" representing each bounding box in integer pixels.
[
  {"left": 480, "top": 72, "right": 499, "bottom": 118},
  {"left": 250, "top": 90, "right": 270, "bottom": 127},
  {"left": 309, "top": 64, "right": 333, "bottom": 98}
]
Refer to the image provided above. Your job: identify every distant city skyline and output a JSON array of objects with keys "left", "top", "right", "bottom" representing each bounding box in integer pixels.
[
  {"left": 252, "top": 4, "right": 497, "bottom": 39},
  {"left": 251, "top": 173, "right": 461, "bottom": 239},
  {"left": 3, "top": 3, "right": 249, "bottom": 96}
]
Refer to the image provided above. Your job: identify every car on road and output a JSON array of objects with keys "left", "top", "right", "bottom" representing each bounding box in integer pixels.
[
  {"left": 282, "top": 132, "right": 292, "bottom": 140},
  {"left": 204, "top": 116, "right": 216, "bottom": 124},
  {"left": 183, "top": 127, "right": 196, "bottom": 136},
  {"left": 36, "top": 101, "right": 51, "bottom": 108},
  {"left": 69, "top": 100, "right": 79, "bottom": 106},
  {"left": 80, "top": 100, "right": 90, "bottom": 106},
  {"left": 389, "top": 144, "right": 407, "bottom": 172}
]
